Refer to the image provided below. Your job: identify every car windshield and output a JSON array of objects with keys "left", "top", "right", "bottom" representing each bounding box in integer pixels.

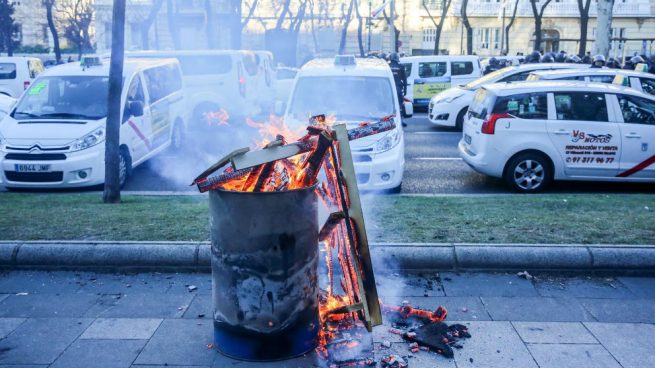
[
  {"left": 464, "top": 66, "right": 518, "bottom": 90},
  {"left": 12, "top": 76, "right": 109, "bottom": 120},
  {"left": 287, "top": 76, "right": 395, "bottom": 123}
]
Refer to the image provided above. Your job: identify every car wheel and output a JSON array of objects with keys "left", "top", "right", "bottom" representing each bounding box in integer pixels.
[
  {"left": 504, "top": 153, "right": 551, "bottom": 193},
  {"left": 455, "top": 109, "right": 467, "bottom": 131},
  {"left": 171, "top": 122, "right": 184, "bottom": 152},
  {"left": 118, "top": 148, "right": 131, "bottom": 189},
  {"left": 386, "top": 183, "right": 402, "bottom": 194}
]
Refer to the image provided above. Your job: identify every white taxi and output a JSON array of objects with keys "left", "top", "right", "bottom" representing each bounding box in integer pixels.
[
  {"left": 429, "top": 63, "right": 590, "bottom": 130},
  {"left": 528, "top": 69, "right": 655, "bottom": 96},
  {"left": 459, "top": 81, "right": 655, "bottom": 192},
  {"left": 0, "top": 57, "right": 186, "bottom": 189},
  {"left": 283, "top": 56, "right": 404, "bottom": 192}
]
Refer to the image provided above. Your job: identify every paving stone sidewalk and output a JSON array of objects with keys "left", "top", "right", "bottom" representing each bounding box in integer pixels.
[{"left": 0, "top": 270, "right": 654, "bottom": 367}]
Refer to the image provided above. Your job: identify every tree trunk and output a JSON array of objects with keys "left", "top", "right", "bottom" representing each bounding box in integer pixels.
[
  {"left": 45, "top": 1, "right": 61, "bottom": 63},
  {"left": 577, "top": 0, "right": 591, "bottom": 56},
  {"left": 339, "top": 0, "right": 355, "bottom": 54},
  {"left": 355, "top": 0, "right": 365, "bottom": 56},
  {"left": 461, "top": 0, "right": 473, "bottom": 55},
  {"left": 103, "top": 0, "right": 126, "bottom": 204},
  {"left": 204, "top": 0, "right": 217, "bottom": 48},
  {"left": 166, "top": 0, "right": 181, "bottom": 49},
  {"left": 534, "top": 17, "right": 542, "bottom": 52},
  {"left": 593, "top": 0, "right": 614, "bottom": 56},
  {"left": 504, "top": 0, "right": 519, "bottom": 54},
  {"left": 140, "top": 0, "right": 164, "bottom": 50}
]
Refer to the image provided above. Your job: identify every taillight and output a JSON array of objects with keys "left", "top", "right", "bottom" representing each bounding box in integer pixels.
[
  {"left": 238, "top": 69, "right": 246, "bottom": 97},
  {"left": 24, "top": 81, "right": 30, "bottom": 90},
  {"left": 481, "top": 113, "right": 511, "bottom": 135}
]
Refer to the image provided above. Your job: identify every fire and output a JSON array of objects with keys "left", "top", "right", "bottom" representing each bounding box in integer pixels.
[
  {"left": 245, "top": 114, "right": 306, "bottom": 148},
  {"left": 193, "top": 114, "right": 397, "bottom": 363},
  {"left": 205, "top": 108, "right": 230, "bottom": 127}
]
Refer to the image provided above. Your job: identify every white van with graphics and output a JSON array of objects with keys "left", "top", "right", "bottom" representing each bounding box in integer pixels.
[
  {"left": 0, "top": 56, "right": 45, "bottom": 98},
  {"left": 284, "top": 56, "right": 405, "bottom": 192},
  {"left": 128, "top": 50, "right": 276, "bottom": 124},
  {"left": 0, "top": 57, "right": 186, "bottom": 188},
  {"left": 400, "top": 55, "right": 481, "bottom": 108}
]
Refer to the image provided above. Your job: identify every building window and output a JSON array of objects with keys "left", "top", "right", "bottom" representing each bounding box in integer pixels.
[
  {"left": 494, "top": 28, "right": 500, "bottom": 49},
  {"left": 476, "top": 27, "right": 500, "bottom": 50},
  {"left": 423, "top": 28, "right": 436, "bottom": 44},
  {"left": 42, "top": 24, "right": 49, "bottom": 44}
]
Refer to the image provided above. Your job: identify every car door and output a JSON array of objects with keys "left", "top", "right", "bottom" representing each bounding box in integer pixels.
[
  {"left": 547, "top": 91, "right": 621, "bottom": 177},
  {"left": 615, "top": 94, "right": 655, "bottom": 179},
  {"left": 450, "top": 60, "right": 476, "bottom": 86},
  {"left": 143, "top": 66, "right": 174, "bottom": 151},
  {"left": 123, "top": 73, "right": 152, "bottom": 162},
  {"left": 413, "top": 61, "right": 450, "bottom": 106}
]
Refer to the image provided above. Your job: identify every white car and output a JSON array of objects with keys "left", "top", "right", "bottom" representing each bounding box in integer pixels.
[
  {"left": 283, "top": 56, "right": 404, "bottom": 192},
  {"left": 0, "top": 57, "right": 45, "bottom": 98},
  {"left": 429, "top": 63, "right": 591, "bottom": 130},
  {"left": 459, "top": 81, "right": 655, "bottom": 192},
  {"left": 0, "top": 56, "right": 186, "bottom": 189},
  {"left": 528, "top": 68, "right": 655, "bottom": 96},
  {"left": 274, "top": 67, "right": 298, "bottom": 104}
]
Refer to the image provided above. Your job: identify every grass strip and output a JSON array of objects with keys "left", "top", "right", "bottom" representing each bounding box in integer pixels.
[{"left": 0, "top": 192, "right": 653, "bottom": 244}]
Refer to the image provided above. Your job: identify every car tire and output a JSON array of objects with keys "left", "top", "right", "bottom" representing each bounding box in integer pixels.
[
  {"left": 170, "top": 121, "right": 184, "bottom": 153},
  {"left": 455, "top": 109, "right": 467, "bottom": 131},
  {"left": 119, "top": 148, "right": 132, "bottom": 189},
  {"left": 503, "top": 153, "right": 552, "bottom": 193},
  {"left": 386, "top": 183, "right": 402, "bottom": 194}
]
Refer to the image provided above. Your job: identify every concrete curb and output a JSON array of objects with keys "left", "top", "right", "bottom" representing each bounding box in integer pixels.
[{"left": 1, "top": 241, "right": 655, "bottom": 272}]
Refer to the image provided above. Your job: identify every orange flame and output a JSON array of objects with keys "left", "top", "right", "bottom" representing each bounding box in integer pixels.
[{"left": 205, "top": 109, "right": 230, "bottom": 127}]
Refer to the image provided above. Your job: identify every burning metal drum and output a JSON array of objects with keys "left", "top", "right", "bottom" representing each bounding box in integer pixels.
[{"left": 209, "top": 185, "right": 320, "bottom": 361}]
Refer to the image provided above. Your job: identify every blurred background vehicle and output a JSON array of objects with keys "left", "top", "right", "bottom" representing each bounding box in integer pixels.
[{"left": 0, "top": 57, "right": 45, "bottom": 98}]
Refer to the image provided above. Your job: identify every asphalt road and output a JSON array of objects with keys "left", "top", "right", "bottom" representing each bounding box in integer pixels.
[
  {"left": 121, "top": 113, "right": 655, "bottom": 194},
  {"left": 3, "top": 113, "right": 654, "bottom": 194}
]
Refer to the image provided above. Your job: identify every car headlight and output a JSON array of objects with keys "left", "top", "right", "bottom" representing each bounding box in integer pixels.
[
  {"left": 375, "top": 129, "right": 401, "bottom": 153},
  {"left": 71, "top": 127, "right": 105, "bottom": 152}
]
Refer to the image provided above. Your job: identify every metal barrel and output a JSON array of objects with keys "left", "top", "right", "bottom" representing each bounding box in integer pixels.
[{"left": 209, "top": 186, "right": 319, "bottom": 361}]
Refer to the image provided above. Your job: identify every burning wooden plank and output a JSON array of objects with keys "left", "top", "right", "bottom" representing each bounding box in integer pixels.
[
  {"left": 190, "top": 147, "right": 249, "bottom": 186},
  {"left": 230, "top": 139, "right": 316, "bottom": 171}
]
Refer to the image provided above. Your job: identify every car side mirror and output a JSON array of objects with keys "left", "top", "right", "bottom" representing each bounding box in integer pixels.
[
  {"left": 129, "top": 100, "right": 144, "bottom": 117},
  {"left": 274, "top": 100, "right": 286, "bottom": 116}
]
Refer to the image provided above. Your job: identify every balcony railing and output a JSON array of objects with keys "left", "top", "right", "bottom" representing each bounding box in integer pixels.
[{"left": 421, "top": 0, "right": 652, "bottom": 18}]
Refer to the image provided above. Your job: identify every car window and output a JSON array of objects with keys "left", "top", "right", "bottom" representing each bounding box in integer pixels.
[
  {"left": 499, "top": 71, "right": 531, "bottom": 83},
  {"left": 27, "top": 60, "right": 44, "bottom": 79},
  {"left": 554, "top": 92, "right": 608, "bottom": 122},
  {"left": 468, "top": 88, "right": 493, "bottom": 120},
  {"left": 0, "top": 63, "right": 17, "bottom": 80},
  {"left": 175, "top": 55, "right": 231, "bottom": 75},
  {"left": 143, "top": 64, "right": 182, "bottom": 104},
  {"left": 123, "top": 76, "right": 144, "bottom": 123},
  {"left": 493, "top": 93, "right": 547, "bottom": 119},
  {"left": 589, "top": 75, "right": 615, "bottom": 84},
  {"left": 242, "top": 53, "right": 259, "bottom": 76},
  {"left": 640, "top": 78, "right": 655, "bottom": 95},
  {"left": 618, "top": 94, "right": 655, "bottom": 125},
  {"left": 451, "top": 61, "right": 473, "bottom": 76},
  {"left": 402, "top": 63, "right": 412, "bottom": 77},
  {"left": 418, "top": 62, "right": 447, "bottom": 78}
]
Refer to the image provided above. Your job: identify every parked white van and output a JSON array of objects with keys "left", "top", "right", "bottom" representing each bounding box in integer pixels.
[
  {"left": 0, "top": 57, "right": 45, "bottom": 98},
  {"left": 400, "top": 55, "right": 481, "bottom": 108},
  {"left": 0, "top": 57, "right": 186, "bottom": 188},
  {"left": 284, "top": 56, "right": 405, "bottom": 192},
  {"left": 0, "top": 94, "right": 16, "bottom": 119},
  {"left": 128, "top": 50, "right": 276, "bottom": 124}
]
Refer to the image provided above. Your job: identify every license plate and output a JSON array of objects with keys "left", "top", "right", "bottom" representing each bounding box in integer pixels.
[
  {"left": 464, "top": 134, "right": 472, "bottom": 145},
  {"left": 14, "top": 164, "right": 51, "bottom": 172}
]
